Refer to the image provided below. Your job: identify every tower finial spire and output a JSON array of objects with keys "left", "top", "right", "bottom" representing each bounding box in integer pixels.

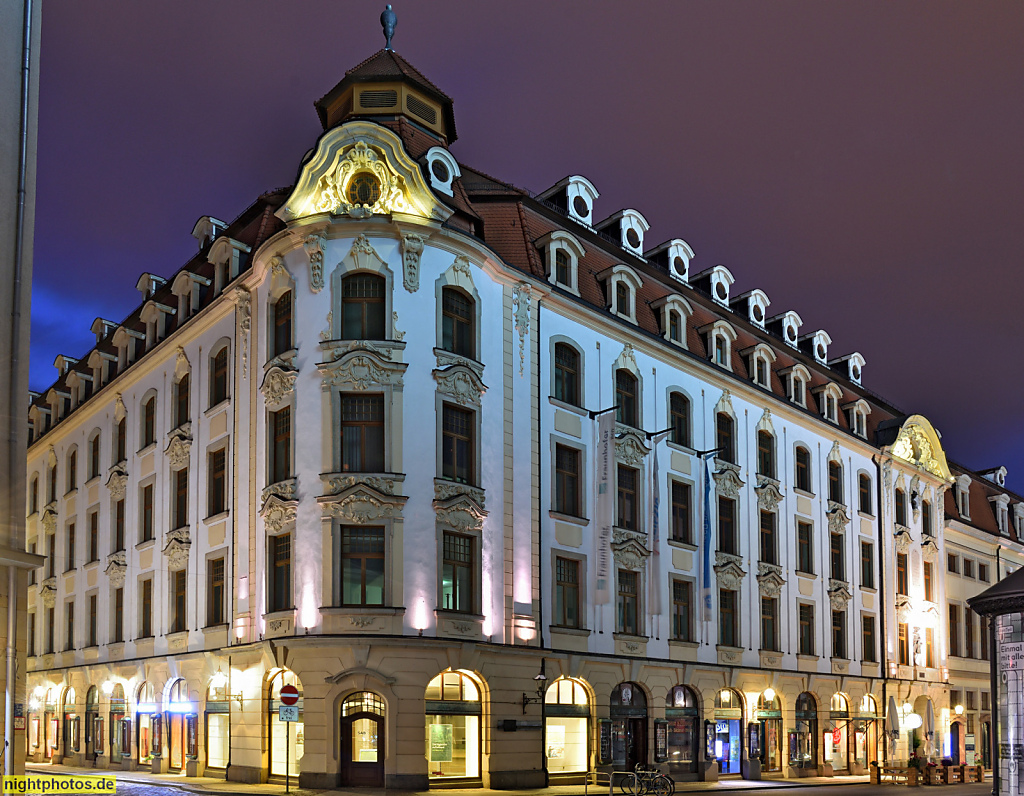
[{"left": 381, "top": 5, "right": 397, "bottom": 51}]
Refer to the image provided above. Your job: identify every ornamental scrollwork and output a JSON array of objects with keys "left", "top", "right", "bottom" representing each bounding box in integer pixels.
[
  {"left": 894, "top": 527, "right": 912, "bottom": 554},
  {"left": 755, "top": 477, "right": 783, "bottom": 512},
  {"left": 319, "top": 353, "right": 406, "bottom": 390},
  {"left": 313, "top": 141, "right": 414, "bottom": 218},
  {"left": 162, "top": 528, "right": 191, "bottom": 571},
  {"left": 106, "top": 466, "right": 128, "bottom": 500},
  {"left": 433, "top": 493, "right": 487, "bottom": 533},
  {"left": 324, "top": 493, "right": 397, "bottom": 524},
  {"left": 303, "top": 231, "right": 326, "bottom": 293},
  {"left": 400, "top": 232, "right": 425, "bottom": 292},
  {"left": 350, "top": 616, "right": 377, "bottom": 629},
  {"left": 612, "top": 536, "right": 648, "bottom": 572},
  {"left": 40, "top": 580, "right": 57, "bottom": 609},
  {"left": 174, "top": 346, "right": 190, "bottom": 380},
  {"left": 114, "top": 394, "right": 126, "bottom": 422},
  {"left": 451, "top": 255, "right": 472, "bottom": 278},
  {"left": 827, "top": 578, "right": 852, "bottom": 610},
  {"left": 433, "top": 366, "right": 486, "bottom": 407},
  {"left": 615, "top": 431, "right": 650, "bottom": 467},
  {"left": 714, "top": 551, "right": 746, "bottom": 590},
  {"left": 713, "top": 464, "right": 744, "bottom": 499},
  {"left": 40, "top": 509, "right": 57, "bottom": 535},
  {"left": 895, "top": 594, "right": 912, "bottom": 624},
  {"left": 105, "top": 551, "right": 127, "bottom": 588},
  {"left": 827, "top": 501, "right": 850, "bottom": 533},
  {"left": 757, "top": 562, "right": 785, "bottom": 597},
  {"left": 323, "top": 339, "right": 400, "bottom": 363},
  {"left": 513, "top": 282, "right": 532, "bottom": 376},
  {"left": 392, "top": 311, "right": 405, "bottom": 342},
  {"left": 261, "top": 479, "right": 297, "bottom": 508},
  {"left": 164, "top": 434, "right": 191, "bottom": 470},
  {"left": 921, "top": 537, "right": 939, "bottom": 562},
  {"left": 234, "top": 286, "right": 252, "bottom": 378},
  {"left": 260, "top": 366, "right": 297, "bottom": 410},
  {"left": 261, "top": 495, "right": 298, "bottom": 533},
  {"left": 328, "top": 475, "right": 397, "bottom": 496},
  {"left": 434, "top": 480, "right": 484, "bottom": 508}
]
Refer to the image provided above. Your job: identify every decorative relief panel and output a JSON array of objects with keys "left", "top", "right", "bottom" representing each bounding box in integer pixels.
[
  {"left": 106, "top": 466, "right": 128, "bottom": 500},
  {"left": 105, "top": 553, "right": 125, "bottom": 589},
  {"left": 433, "top": 479, "right": 484, "bottom": 509},
  {"left": 234, "top": 286, "right": 251, "bottom": 378},
  {"left": 40, "top": 509, "right": 57, "bottom": 535},
  {"left": 827, "top": 578, "right": 852, "bottom": 610},
  {"left": 174, "top": 346, "right": 191, "bottom": 380},
  {"left": 714, "top": 551, "right": 746, "bottom": 590},
  {"left": 162, "top": 528, "right": 191, "bottom": 570},
  {"left": 612, "top": 528, "right": 650, "bottom": 571},
  {"left": 327, "top": 474, "right": 400, "bottom": 497},
  {"left": 713, "top": 462, "right": 744, "bottom": 498},
  {"left": 318, "top": 351, "right": 407, "bottom": 390},
  {"left": 323, "top": 338, "right": 402, "bottom": 362},
  {"left": 312, "top": 141, "right": 416, "bottom": 218},
  {"left": 400, "top": 232, "right": 425, "bottom": 292},
  {"left": 894, "top": 528, "right": 912, "bottom": 554},
  {"left": 40, "top": 579, "right": 56, "bottom": 609},
  {"left": 513, "top": 282, "right": 532, "bottom": 376},
  {"left": 260, "top": 366, "right": 297, "bottom": 410},
  {"left": 755, "top": 477, "right": 783, "bottom": 511},
  {"left": 164, "top": 434, "right": 191, "bottom": 470},
  {"left": 433, "top": 493, "right": 487, "bottom": 533},
  {"left": 261, "top": 479, "right": 297, "bottom": 508},
  {"left": 114, "top": 394, "right": 126, "bottom": 423},
  {"left": 433, "top": 365, "right": 486, "bottom": 407},
  {"left": 889, "top": 416, "right": 953, "bottom": 482},
  {"left": 615, "top": 430, "right": 650, "bottom": 467},
  {"left": 827, "top": 501, "right": 850, "bottom": 533},
  {"left": 921, "top": 537, "right": 938, "bottom": 562},
  {"left": 895, "top": 594, "right": 912, "bottom": 623},
  {"left": 757, "top": 562, "right": 785, "bottom": 597},
  {"left": 910, "top": 474, "right": 922, "bottom": 522},
  {"left": 322, "top": 481, "right": 408, "bottom": 524},
  {"left": 261, "top": 495, "right": 298, "bottom": 533},
  {"left": 303, "top": 231, "right": 327, "bottom": 293}
]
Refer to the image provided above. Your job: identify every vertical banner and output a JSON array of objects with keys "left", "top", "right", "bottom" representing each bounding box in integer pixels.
[
  {"left": 701, "top": 456, "right": 713, "bottom": 624},
  {"left": 648, "top": 434, "right": 666, "bottom": 617},
  {"left": 594, "top": 411, "right": 615, "bottom": 604}
]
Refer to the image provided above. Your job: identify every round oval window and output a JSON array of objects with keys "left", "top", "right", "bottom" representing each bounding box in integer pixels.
[
  {"left": 787, "top": 326, "right": 797, "bottom": 342},
  {"left": 347, "top": 173, "right": 381, "bottom": 206},
  {"left": 817, "top": 344, "right": 826, "bottom": 359},
  {"left": 573, "top": 196, "right": 589, "bottom": 217},
  {"left": 853, "top": 365, "right": 861, "bottom": 379},
  {"left": 626, "top": 228, "right": 641, "bottom": 248},
  {"left": 715, "top": 282, "right": 727, "bottom": 300},
  {"left": 431, "top": 159, "right": 450, "bottom": 183},
  {"left": 752, "top": 305, "right": 763, "bottom": 322},
  {"left": 672, "top": 255, "right": 685, "bottom": 274}
]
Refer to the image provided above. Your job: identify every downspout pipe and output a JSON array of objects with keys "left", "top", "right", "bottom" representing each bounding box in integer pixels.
[
  {"left": 874, "top": 455, "right": 888, "bottom": 764},
  {"left": 6, "top": 0, "right": 35, "bottom": 778}
]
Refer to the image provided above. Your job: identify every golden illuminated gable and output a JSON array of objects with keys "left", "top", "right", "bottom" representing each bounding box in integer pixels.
[
  {"left": 276, "top": 121, "right": 452, "bottom": 224},
  {"left": 889, "top": 414, "right": 953, "bottom": 482}
]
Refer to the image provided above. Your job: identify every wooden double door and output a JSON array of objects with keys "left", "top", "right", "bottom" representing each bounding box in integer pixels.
[{"left": 341, "top": 711, "right": 384, "bottom": 786}]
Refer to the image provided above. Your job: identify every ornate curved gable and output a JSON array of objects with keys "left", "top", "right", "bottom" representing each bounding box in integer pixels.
[
  {"left": 276, "top": 121, "right": 453, "bottom": 224},
  {"left": 888, "top": 414, "right": 953, "bottom": 482}
]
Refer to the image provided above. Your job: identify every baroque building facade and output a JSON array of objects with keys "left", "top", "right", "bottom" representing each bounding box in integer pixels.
[{"left": 22, "top": 46, "right": 1020, "bottom": 788}]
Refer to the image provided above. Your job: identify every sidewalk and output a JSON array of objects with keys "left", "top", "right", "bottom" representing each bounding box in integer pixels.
[{"left": 27, "top": 763, "right": 874, "bottom": 796}]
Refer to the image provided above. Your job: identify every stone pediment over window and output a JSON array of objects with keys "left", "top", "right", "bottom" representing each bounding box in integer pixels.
[
  {"left": 320, "top": 338, "right": 405, "bottom": 363},
  {"left": 167, "top": 421, "right": 192, "bottom": 443},
  {"left": 262, "top": 479, "right": 298, "bottom": 508},
  {"left": 757, "top": 562, "right": 785, "bottom": 597},
  {"left": 713, "top": 462, "right": 744, "bottom": 498},
  {"left": 433, "top": 364, "right": 487, "bottom": 407},
  {"left": 827, "top": 501, "right": 850, "bottom": 533},
  {"left": 162, "top": 528, "right": 191, "bottom": 570},
  {"left": 894, "top": 527, "right": 912, "bottom": 553},
  {"left": 40, "top": 508, "right": 57, "bottom": 535},
  {"left": 261, "top": 494, "right": 299, "bottom": 533},
  {"left": 321, "top": 480, "right": 409, "bottom": 524},
  {"left": 104, "top": 553, "right": 126, "bottom": 588},
  {"left": 260, "top": 365, "right": 297, "bottom": 411},
  {"left": 434, "top": 478, "right": 485, "bottom": 510},
  {"left": 318, "top": 349, "right": 408, "bottom": 390},
  {"left": 433, "top": 492, "right": 487, "bottom": 533},
  {"left": 612, "top": 528, "right": 649, "bottom": 571},
  {"left": 615, "top": 429, "right": 650, "bottom": 467},
  {"left": 755, "top": 476, "right": 783, "bottom": 511},
  {"left": 164, "top": 434, "right": 192, "bottom": 471},
  {"left": 922, "top": 602, "right": 939, "bottom": 624},
  {"left": 887, "top": 415, "right": 954, "bottom": 482},
  {"left": 895, "top": 595, "right": 912, "bottom": 623},
  {"left": 921, "top": 536, "right": 939, "bottom": 562},
  {"left": 828, "top": 579, "right": 852, "bottom": 610},
  {"left": 714, "top": 551, "right": 746, "bottom": 590},
  {"left": 106, "top": 465, "right": 128, "bottom": 500},
  {"left": 434, "top": 348, "right": 484, "bottom": 380},
  {"left": 276, "top": 121, "right": 453, "bottom": 224},
  {"left": 40, "top": 578, "right": 56, "bottom": 608},
  {"left": 324, "top": 473, "right": 403, "bottom": 498}
]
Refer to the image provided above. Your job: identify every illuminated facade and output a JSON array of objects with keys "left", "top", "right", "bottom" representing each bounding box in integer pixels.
[{"left": 23, "top": 45, "right": 1020, "bottom": 787}]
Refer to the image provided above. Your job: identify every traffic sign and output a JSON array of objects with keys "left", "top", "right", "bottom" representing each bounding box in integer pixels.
[
  {"left": 280, "top": 685, "right": 300, "bottom": 706},
  {"left": 279, "top": 705, "right": 299, "bottom": 722}
]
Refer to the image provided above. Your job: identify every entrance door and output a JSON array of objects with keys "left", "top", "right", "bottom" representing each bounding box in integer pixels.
[
  {"left": 612, "top": 718, "right": 647, "bottom": 770},
  {"left": 168, "top": 713, "right": 186, "bottom": 771},
  {"left": 85, "top": 712, "right": 96, "bottom": 761},
  {"left": 951, "top": 722, "right": 962, "bottom": 764},
  {"left": 760, "top": 719, "right": 781, "bottom": 772},
  {"left": 341, "top": 712, "right": 384, "bottom": 786}
]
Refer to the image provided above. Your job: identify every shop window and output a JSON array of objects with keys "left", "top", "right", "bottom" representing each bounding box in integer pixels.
[
  {"left": 269, "top": 670, "right": 303, "bottom": 778},
  {"left": 792, "top": 693, "right": 818, "bottom": 769},
  {"left": 545, "top": 679, "right": 590, "bottom": 775},
  {"left": 425, "top": 671, "right": 482, "bottom": 781},
  {"left": 713, "top": 688, "right": 743, "bottom": 774}
]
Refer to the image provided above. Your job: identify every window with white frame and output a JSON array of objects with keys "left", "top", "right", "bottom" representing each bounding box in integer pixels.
[
  {"left": 538, "top": 230, "right": 585, "bottom": 295},
  {"left": 845, "top": 399, "right": 870, "bottom": 438},
  {"left": 699, "top": 320, "right": 737, "bottom": 371},
  {"left": 780, "top": 364, "right": 810, "bottom": 408},
  {"left": 991, "top": 494, "right": 1010, "bottom": 536},
  {"left": 956, "top": 474, "right": 971, "bottom": 519},
  {"left": 743, "top": 343, "right": 776, "bottom": 389},
  {"left": 651, "top": 294, "right": 692, "bottom": 348},
  {"left": 1014, "top": 504, "right": 1024, "bottom": 538},
  {"left": 813, "top": 383, "right": 842, "bottom": 423},
  {"left": 598, "top": 265, "right": 643, "bottom": 325}
]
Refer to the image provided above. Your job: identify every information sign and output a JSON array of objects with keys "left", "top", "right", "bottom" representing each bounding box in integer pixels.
[{"left": 279, "top": 705, "right": 299, "bottom": 722}]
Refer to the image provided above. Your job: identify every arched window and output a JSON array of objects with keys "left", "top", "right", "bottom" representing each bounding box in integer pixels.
[
  {"left": 441, "top": 287, "right": 474, "bottom": 358},
  {"left": 858, "top": 474, "right": 872, "bottom": 514},
  {"left": 859, "top": 694, "right": 878, "bottom": 715},
  {"left": 206, "top": 676, "right": 229, "bottom": 769},
  {"left": 716, "top": 413, "right": 735, "bottom": 464},
  {"left": 830, "top": 693, "right": 849, "bottom": 713},
  {"left": 173, "top": 374, "right": 190, "bottom": 429},
  {"left": 88, "top": 433, "right": 101, "bottom": 480},
  {"left": 669, "top": 392, "right": 690, "bottom": 447},
  {"left": 343, "top": 691, "right": 386, "bottom": 717},
  {"left": 141, "top": 396, "right": 156, "bottom": 447},
  {"left": 757, "top": 431, "right": 775, "bottom": 479},
  {"left": 115, "top": 417, "right": 127, "bottom": 464},
  {"left": 895, "top": 488, "right": 907, "bottom": 527},
  {"left": 554, "top": 343, "right": 580, "bottom": 407},
  {"left": 66, "top": 449, "right": 77, "bottom": 493},
  {"left": 795, "top": 446, "right": 811, "bottom": 492},
  {"left": 616, "top": 282, "right": 631, "bottom": 317},
  {"left": 342, "top": 274, "right": 386, "bottom": 341},
  {"left": 615, "top": 370, "right": 638, "bottom": 427},
  {"left": 272, "top": 290, "right": 293, "bottom": 357},
  {"left": 210, "top": 347, "right": 229, "bottom": 406},
  {"left": 828, "top": 461, "right": 843, "bottom": 504},
  {"left": 554, "top": 249, "right": 571, "bottom": 287},
  {"left": 793, "top": 693, "right": 818, "bottom": 769},
  {"left": 425, "top": 671, "right": 482, "bottom": 780},
  {"left": 922, "top": 499, "right": 933, "bottom": 536}
]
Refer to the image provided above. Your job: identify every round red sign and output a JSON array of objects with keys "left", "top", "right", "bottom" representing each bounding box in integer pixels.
[{"left": 280, "top": 685, "right": 300, "bottom": 706}]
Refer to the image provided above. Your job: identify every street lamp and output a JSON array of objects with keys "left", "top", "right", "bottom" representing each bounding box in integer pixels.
[
  {"left": 521, "top": 660, "right": 548, "bottom": 714},
  {"left": 954, "top": 704, "right": 964, "bottom": 716}
]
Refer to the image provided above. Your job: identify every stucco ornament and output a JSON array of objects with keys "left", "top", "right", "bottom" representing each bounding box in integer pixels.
[
  {"left": 894, "top": 527, "right": 912, "bottom": 554},
  {"left": 392, "top": 312, "right": 405, "bottom": 342},
  {"left": 162, "top": 528, "right": 192, "bottom": 571},
  {"left": 325, "top": 493, "right": 396, "bottom": 524},
  {"left": 827, "top": 501, "right": 850, "bottom": 533},
  {"left": 451, "top": 254, "right": 472, "bottom": 278},
  {"left": 40, "top": 509, "right": 57, "bottom": 535},
  {"left": 910, "top": 474, "right": 922, "bottom": 522},
  {"left": 755, "top": 477, "right": 783, "bottom": 511},
  {"left": 433, "top": 366, "right": 486, "bottom": 407},
  {"left": 164, "top": 434, "right": 192, "bottom": 470},
  {"left": 320, "top": 311, "right": 333, "bottom": 342},
  {"left": 261, "top": 495, "right": 298, "bottom": 533},
  {"left": 40, "top": 580, "right": 57, "bottom": 609},
  {"left": 106, "top": 466, "right": 128, "bottom": 500},
  {"left": 612, "top": 528, "right": 649, "bottom": 571},
  {"left": 234, "top": 286, "right": 252, "bottom": 378},
  {"left": 260, "top": 366, "right": 297, "bottom": 410},
  {"left": 513, "top": 282, "right": 532, "bottom": 376},
  {"left": 714, "top": 389, "right": 734, "bottom": 418},
  {"left": 615, "top": 431, "right": 650, "bottom": 467},
  {"left": 329, "top": 475, "right": 396, "bottom": 496},
  {"left": 921, "top": 536, "right": 939, "bottom": 563},
  {"left": 828, "top": 578, "right": 852, "bottom": 610},
  {"left": 617, "top": 342, "right": 639, "bottom": 373},
  {"left": 261, "top": 479, "right": 297, "bottom": 507},
  {"left": 400, "top": 232, "right": 425, "bottom": 292},
  {"left": 319, "top": 353, "right": 406, "bottom": 390},
  {"left": 757, "top": 562, "right": 785, "bottom": 597},
  {"left": 174, "top": 346, "right": 190, "bottom": 380},
  {"left": 433, "top": 493, "right": 487, "bottom": 533},
  {"left": 315, "top": 141, "right": 414, "bottom": 218},
  {"left": 114, "top": 393, "right": 126, "bottom": 422},
  {"left": 713, "top": 464, "right": 744, "bottom": 498},
  {"left": 888, "top": 415, "right": 954, "bottom": 482},
  {"left": 714, "top": 551, "right": 746, "bottom": 590},
  {"left": 46, "top": 445, "right": 57, "bottom": 469},
  {"left": 883, "top": 459, "right": 893, "bottom": 494},
  {"left": 303, "top": 232, "right": 327, "bottom": 293},
  {"left": 895, "top": 595, "right": 912, "bottom": 624},
  {"left": 105, "top": 552, "right": 126, "bottom": 588},
  {"left": 433, "top": 480, "right": 485, "bottom": 508}
]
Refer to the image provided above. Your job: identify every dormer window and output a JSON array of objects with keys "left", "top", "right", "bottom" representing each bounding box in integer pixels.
[
  {"left": 598, "top": 265, "right": 643, "bottom": 324},
  {"left": 955, "top": 474, "right": 971, "bottom": 519},
  {"left": 171, "top": 270, "right": 211, "bottom": 327},
  {"left": 799, "top": 330, "right": 832, "bottom": 364},
  {"left": 538, "top": 175, "right": 600, "bottom": 227},
  {"left": 1014, "top": 504, "right": 1024, "bottom": 537},
  {"left": 538, "top": 230, "right": 585, "bottom": 295},
  {"left": 731, "top": 289, "right": 771, "bottom": 328},
  {"left": 596, "top": 209, "right": 650, "bottom": 257},
  {"left": 646, "top": 239, "right": 695, "bottom": 284},
  {"left": 424, "top": 146, "right": 460, "bottom": 197},
  {"left": 651, "top": 294, "right": 692, "bottom": 349},
  {"left": 692, "top": 265, "right": 735, "bottom": 307},
  {"left": 813, "top": 383, "right": 843, "bottom": 423},
  {"left": 209, "top": 237, "right": 251, "bottom": 295},
  {"left": 779, "top": 364, "right": 810, "bottom": 408},
  {"left": 830, "top": 352, "right": 866, "bottom": 385},
  {"left": 140, "top": 300, "right": 174, "bottom": 348},
  {"left": 741, "top": 343, "right": 776, "bottom": 388},
  {"left": 191, "top": 216, "right": 227, "bottom": 249},
  {"left": 844, "top": 399, "right": 870, "bottom": 439},
  {"left": 767, "top": 310, "right": 803, "bottom": 348},
  {"left": 699, "top": 320, "right": 738, "bottom": 372},
  {"left": 990, "top": 494, "right": 1010, "bottom": 536}
]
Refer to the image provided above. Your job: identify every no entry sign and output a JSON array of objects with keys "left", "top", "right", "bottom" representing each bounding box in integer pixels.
[{"left": 280, "top": 684, "right": 300, "bottom": 706}]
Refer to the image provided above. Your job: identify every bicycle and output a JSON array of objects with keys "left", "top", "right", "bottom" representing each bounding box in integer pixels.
[{"left": 616, "top": 763, "right": 674, "bottom": 796}]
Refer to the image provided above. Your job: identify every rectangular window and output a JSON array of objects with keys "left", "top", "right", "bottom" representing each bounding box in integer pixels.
[
  {"left": 798, "top": 604, "right": 814, "bottom": 655},
  {"left": 441, "top": 404, "right": 474, "bottom": 484},
  {"left": 555, "top": 557, "right": 580, "bottom": 629},
  {"left": 720, "top": 589, "right": 737, "bottom": 647},
  {"left": 140, "top": 579, "right": 153, "bottom": 638},
  {"left": 65, "top": 522, "right": 76, "bottom": 571},
  {"left": 339, "top": 526, "right": 385, "bottom": 606},
  {"left": 759, "top": 511, "right": 776, "bottom": 565},
  {"left": 926, "top": 627, "right": 935, "bottom": 668},
  {"left": 171, "top": 569, "right": 187, "bottom": 634},
  {"left": 341, "top": 394, "right": 384, "bottom": 473},
  {"left": 88, "top": 511, "right": 98, "bottom": 563},
  {"left": 897, "top": 622, "right": 909, "bottom": 665},
  {"left": 979, "top": 563, "right": 990, "bottom": 583},
  {"left": 895, "top": 490, "right": 907, "bottom": 526},
  {"left": 114, "top": 499, "right": 125, "bottom": 552},
  {"left": 862, "top": 615, "right": 876, "bottom": 662},
  {"left": 797, "top": 521, "right": 813, "bottom": 574},
  {"left": 832, "top": 610, "right": 847, "bottom": 659},
  {"left": 964, "top": 609, "right": 975, "bottom": 659},
  {"left": 672, "top": 579, "right": 692, "bottom": 641},
  {"left": 113, "top": 588, "right": 123, "bottom": 643},
  {"left": 115, "top": 419, "right": 126, "bottom": 463},
  {"left": 617, "top": 569, "right": 639, "bottom": 635},
  {"left": 617, "top": 465, "right": 639, "bottom": 530},
  {"left": 896, "top": 552, "right": 908, "bottom": 596},
  {"left": 860, "top": 541, "right": 874, "bottom": 588},
  {"left": 671, "top": 482, "right": 692, "bottom": 544},
  {"left": 761, "top": 596, "right": 778, "bottom": 651},
  {"left": 269, "top": 534, "right": 292, "bottom": 613},
  {"left": 830, "top": 532, "right": 844, "bottom": 581},
  {"left": 27, "top": 613, "right": 35, "bottom": 657},
  {"left": 271, "top": 408, "right": 292, "bottom": 484},
  {"left": 922, "top": 500, "right": 932, "bottom": 535},
  {"left": 718, "top": 497, "right": 737, "bottom": 555},
  {"left": 441, "top": 532, "right": 473, "bottom": 613},
  {"left": 859, "top": 475, "right": 872, "bottom": 514},
  {"left": 207, "top": 557, "right": 225, "bottom": 626},
  {"left": 949, "top": 604, "right": 961, "bottom": 657},
  {"left": 89, "top": 437, "right": 100, "bottom": 480},
  {"left": 46, "top": 534, "right": 54, "bottom": 578},
  {"left": 65, "top": 601, "right": 75, "bottom": 651},
  {"left": 173, "top": 467, "right": 188, "bottom": 529},
  {"left": 174, "top": 374, "right": 190, "bottom": 428},
  {"left": 141, "top": 484, "right": 154, "bottom": 542},
  {"left": 981, "top": 615, "right": 990, "bottom": 660},
  {"left": 208, "top": 448, "right": 227, "bottom": 516},
  {"left": 45, "top": 607, "right": 54, "bottom": 654},
  {"left": 947, "top": 553, "right": 959, "bottom": 574},
  {"left": 88, "top": 594, "right": 97, "bottom": 647},
  {"left": 28, "top": 543, "right": 36, "bottom": 585},
  {"left": 924, "top": 561, "right": 933, "bottom": 602},
  {"left": 963, "top": 559, "right": 975, "bottom": 579},
  {"left": 274, "top": 291, "right": 293, "bottom": 357},
  {"left": 143, "top": 398, "right": 155, "bottom": 447},
  {"left": 554, "top": 445, "right": 581, "bottom": 517},
  {"left": 210, "top": 348, "right": 228, "bottom": 406}
]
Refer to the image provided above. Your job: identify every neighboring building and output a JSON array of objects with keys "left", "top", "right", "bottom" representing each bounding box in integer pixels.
[{"left": 23, "top": 43, "right": 1016, "bottom": 788}]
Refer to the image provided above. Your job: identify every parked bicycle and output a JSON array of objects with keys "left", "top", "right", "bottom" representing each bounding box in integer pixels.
[{"left": 616, "top": 763, "right": 675, "bottom": 796}]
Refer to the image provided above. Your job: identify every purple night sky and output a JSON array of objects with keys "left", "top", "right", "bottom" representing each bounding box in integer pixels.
[{"left": 30, "top": 2, "right": 1024, "bottom": 490}]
